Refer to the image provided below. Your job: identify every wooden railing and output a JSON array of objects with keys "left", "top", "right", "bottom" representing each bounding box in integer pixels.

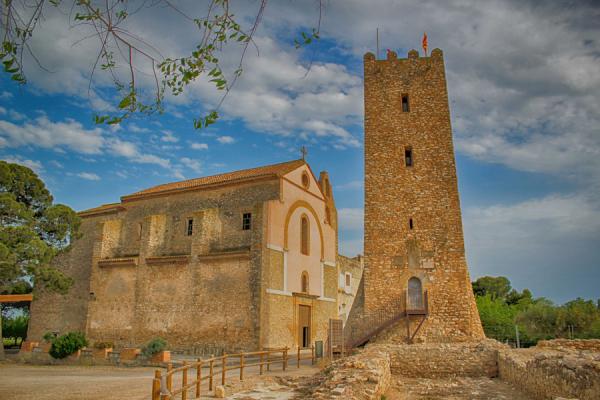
[{"left": 151, "top": 346, "right": 315, "bottom": 400}]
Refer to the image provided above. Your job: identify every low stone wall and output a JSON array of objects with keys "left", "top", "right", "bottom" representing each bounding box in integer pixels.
[
  {"left": 382, "top": 339, "right": 505, "bottom": 378},
  {"left": 536, "top": 338, "right": 600, "bottom": 352},
  {"left": 498, "top": 348, "right": 600, "bottom": 400},
  {"left": 309, "top": 347, "right": 391, "bottom": 399}
]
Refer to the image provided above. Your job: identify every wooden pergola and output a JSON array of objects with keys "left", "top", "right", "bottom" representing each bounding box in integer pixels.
[{"left": 0, "top": 294, "right": 33, "bottom": 304}]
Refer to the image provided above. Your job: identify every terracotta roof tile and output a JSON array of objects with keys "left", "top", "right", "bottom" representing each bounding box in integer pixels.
[
  {"left": 121, "top": 159, "right": 305, "bottom": 202},
  {"left": 78, "top": 203, "right": 124, "bottom": 217}
]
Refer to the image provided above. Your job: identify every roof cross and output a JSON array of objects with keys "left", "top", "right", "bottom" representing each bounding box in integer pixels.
[{"left": 300, "top": 146, "right": 308, "bottom": 160}]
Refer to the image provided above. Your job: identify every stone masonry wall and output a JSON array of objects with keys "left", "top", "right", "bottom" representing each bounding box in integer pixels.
[
  {"left": 536, "top": 338, "right": 600, "bottom": 352},
  {"left": 382, "top": 340, "right": 504, "bottom": 377},
  {"left": 498, "top": 347, "right": 600, "bottom": 400},
  {"left": 28, "top": 180, "right": 280, "bottom": 353},
  {"left": 360, "top": 48, "right": 483, "bottom": 343}
]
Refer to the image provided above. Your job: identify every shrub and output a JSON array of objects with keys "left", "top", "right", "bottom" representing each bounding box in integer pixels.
[
  {"left": 42, "top": 331, "right": 55, "bottom": 343},
  {"left": 49, "top": 332, "right": 88, "bottom": 359},
  {"left": 142, "top": 337, "right": 167, "bottom": 357},
  {"left": 93, "top": 341, "right": 114, "bottom": 349},
  {"left": 2, "top": 315, "right": 29, "bottom": 342}
]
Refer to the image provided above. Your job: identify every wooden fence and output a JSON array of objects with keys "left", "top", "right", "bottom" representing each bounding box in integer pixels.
[{"left": 151, "top": 346, "right": 315, "bottom": 400}]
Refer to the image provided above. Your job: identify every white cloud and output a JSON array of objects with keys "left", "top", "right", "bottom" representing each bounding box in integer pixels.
[
  {"left": 338, "top": 208, "right": 364, "bottom": 232},
  {"left": 0, "top": 115, "right": 171, "bottom": 169},
  {"left": 180, "top": 157, "right": 202, "bottom": 174},
  {"left": 0, "top": 107, "right": 5, "bottom": 115},
  {"left": 1, "top": 156, "right": 43, "bottom": 173},
  {"left": 76, "top": 172, "right": 101, "bottom": 181},
  {"left": 128, "top": 123, "right": 151, "bottom": 133},
  {"left": 161, "top": 130, "right": 179, "bottom": 143},
  {"left": 0, "top": 91, "right": 13, "bottom": 100},
  {"left": 336, "top": 180, "right": 363, "bottom": 190},
  {"left": 49, "top": 160, "right": 64, "bottom": 169},
  {"left": 0, "top": 116, "right": 104, "bottom": 154},
  {"left": 216, "top": 135, "right": 235, "bottom": 144},
  {"left": 191, "top": 142, "right": 208, "bottom": 150}
]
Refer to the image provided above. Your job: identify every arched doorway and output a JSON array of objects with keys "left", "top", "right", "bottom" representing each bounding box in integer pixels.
[{"left": 407, "top": 277, "right": 423, "bottom": 310}]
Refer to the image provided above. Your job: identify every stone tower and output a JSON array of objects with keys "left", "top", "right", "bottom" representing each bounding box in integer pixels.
[{"left": 362, "top": 48, "right": 484, "bottom": 341}]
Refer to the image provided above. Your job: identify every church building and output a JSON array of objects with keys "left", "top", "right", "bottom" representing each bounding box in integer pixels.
[{"left": 28, "top": 159, "right": 341, "bottom": 353}]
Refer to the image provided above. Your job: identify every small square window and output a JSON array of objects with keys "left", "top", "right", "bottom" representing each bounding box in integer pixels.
[
  {"left": 242, "top": 213, "right": 252, "bottom": 230},
  {"left": 345, "top": 273, "right": 351, "bottom": 286},
  {"left": 402, "top": 94, "right": 410, "bottom": 112},
  {"left": 186, "top": 218, "right": 194, "bottom": 236}
]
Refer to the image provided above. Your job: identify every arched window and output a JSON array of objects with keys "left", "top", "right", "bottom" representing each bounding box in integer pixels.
[
  {"left": 301, "top": 214, "right": 309, "bottom": 255},
  {"left": 407, "top": 277, "right": 423, "bottom": 310},
  {"left": 301, "top": 271, "right": 309, "bottom": 293}
]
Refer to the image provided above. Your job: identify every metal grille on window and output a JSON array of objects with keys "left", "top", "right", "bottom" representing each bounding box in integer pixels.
[{"left": 242, "top": 213, "right": 252, "bottom": 230}]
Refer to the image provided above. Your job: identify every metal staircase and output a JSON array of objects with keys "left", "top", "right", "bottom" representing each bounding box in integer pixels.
[{"left": 345, "top": 290, "right": 429, "bottom": 349}]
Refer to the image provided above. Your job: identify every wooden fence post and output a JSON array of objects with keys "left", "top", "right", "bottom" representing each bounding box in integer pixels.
[
  {"left": 152, "top": 370, "right": 161, "bottom": 400},
  {"left": 297, "top": 347, "right": 301, "bottom": 368},
  {"left": 209, "top": 359, "right": 214, "bottom": 391},
  {"left": 267, "top": 351, "right": 270, "bottom": 372},
  {"left": 283, "top": 348, "right": 288, "bottom": 371},
  {"left": 166, "top": 363, "right": 173, "bottom": 394},
  {"left": 196, "top": 359, "right": 202, "bottom": 398},
  {"left": 182, "top": 361, "right": 188, "bottom": 400},
  {"left": 259, "top": 353, "right": 264, "bottom": 375},
  {"left": 221, "top": 354, "right": 227, "bottom": 386},
  {"left": 239, "top": 353, "right": 245, "bottom": 381}
]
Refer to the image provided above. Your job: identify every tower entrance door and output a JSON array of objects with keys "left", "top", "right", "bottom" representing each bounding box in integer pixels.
[
  {"left": 298, "top": 305, "right": 311, "bottom": 348},
  {"left": 408, "top": 277, "right": 423, "bottom": 310}
]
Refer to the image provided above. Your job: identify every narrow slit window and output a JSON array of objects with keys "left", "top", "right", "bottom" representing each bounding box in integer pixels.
[
  {"left": 186, "top": 218, "right": 194, "bottom": 236},
  {"left": 409, "top": 218, "right": 414, "bottom": 230},
  {"left": 242, "top": 213, "right": 252, "bottom": 230},
  {"left": 405, "top": 147, "right": 413, "bottom": 167},
  {"left": 301, "top": 215, "right": 310, "bottom": 255},
  {"left": 301, "top": 271, "right": 309, "bottom": 293},
  {"left": 402, "top": 94, "right": 410, "bottom": 112}
]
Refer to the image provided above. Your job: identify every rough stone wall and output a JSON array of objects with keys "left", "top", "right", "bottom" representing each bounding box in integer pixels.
[
  {"left": 381, "top": 340, "right": 504, "bottom": 377},
  {"left": 309, "top": 346, "right": 391, "bottom": 399},
  {"left": 337, "top": 255, "right": 364, "bottom": 323},
  {"left": 498, "top": 347, "right": 600, "bottom": 400},
  {"left": 29, "top": 180, "right": 279, "bottom": 352},
  {"left": 27, "top": 218, "right": 96, "bottom": 340},
  {"left": 360, "top": 48, "right": 483, "bottom": 343},
  {"left": 536, "top": 338, "right": 600, "bottom": 352}
]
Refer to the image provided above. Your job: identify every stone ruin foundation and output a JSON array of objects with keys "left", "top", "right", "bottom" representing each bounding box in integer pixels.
[{"left": 307, "top": 339, "right": 600, "bottom": 400}]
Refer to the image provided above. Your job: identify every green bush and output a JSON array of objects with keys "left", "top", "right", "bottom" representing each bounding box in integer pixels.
[
  {"left": 142, "top": 337, "right": 167, "bottom": 357},
  {"left": 2, "top": 315, "right": 29, "bottom": 342},
  {"left": 42, "top": 331, "right": 55, "bottom": 343},
  {"left": 49, "top": 332, "right": 88, "bottom": 359}
]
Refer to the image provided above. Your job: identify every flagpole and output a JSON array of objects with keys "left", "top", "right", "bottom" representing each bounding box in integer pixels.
[{"left": 376, "top": 28, "right": 380, "bottom": 60}]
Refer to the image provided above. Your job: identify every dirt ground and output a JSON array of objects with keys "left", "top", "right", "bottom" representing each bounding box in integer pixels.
[
  {"left": 0, "top": 363, "right": 156, "bottom": 400},
  {"left": 0, "top": 361, "right": 320, "bottom": 400},
  {"left": 385, "top": 376, "right": 534, "bottom": 400}
]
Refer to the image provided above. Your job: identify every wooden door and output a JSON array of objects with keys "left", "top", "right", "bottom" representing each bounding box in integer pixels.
[
  {"left": 298, "top": 305, "right": 311, "bottom": 348},
  {"left": 408, "top": 277, "right": 423, "bottom": 310}
]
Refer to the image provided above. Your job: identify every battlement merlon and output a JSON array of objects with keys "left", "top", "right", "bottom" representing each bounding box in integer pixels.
[{"left": 363, "top": 48, "right": 444, "bottom": 63}]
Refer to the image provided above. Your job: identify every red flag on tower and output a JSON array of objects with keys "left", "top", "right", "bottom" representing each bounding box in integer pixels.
[{"left": 422, "top": 32, "right": 428, "bottom": 56}]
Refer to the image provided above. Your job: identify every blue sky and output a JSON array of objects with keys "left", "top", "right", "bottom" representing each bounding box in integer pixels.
[{"left": 1, "top": 0, "right": 599, "bottom": 304}]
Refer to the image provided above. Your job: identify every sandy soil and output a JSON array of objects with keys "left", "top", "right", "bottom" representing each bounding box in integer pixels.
[
  {"left": 0, "top": 361, "right": 320, "bottom": 400},
  {"left": 385, "top": 376, "right": 534, "bottom": 400},
  {"left": 0, "top": 363, "right": 156, "bottom": 400}
]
